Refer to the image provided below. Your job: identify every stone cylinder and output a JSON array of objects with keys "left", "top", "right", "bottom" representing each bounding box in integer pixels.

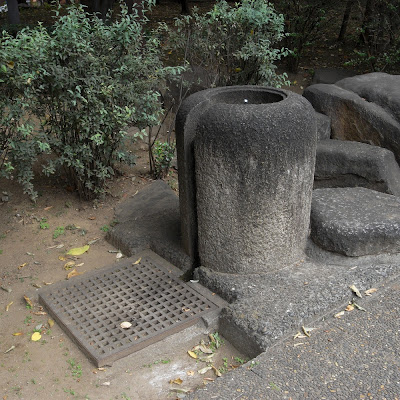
[{"left": 176, "top": 86, "right": 316, "bottom": 274}]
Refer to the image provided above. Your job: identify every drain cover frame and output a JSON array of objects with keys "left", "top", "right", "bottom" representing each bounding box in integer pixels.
[{"left": 39, "top": 250, "right": 220, "bottom": 367}]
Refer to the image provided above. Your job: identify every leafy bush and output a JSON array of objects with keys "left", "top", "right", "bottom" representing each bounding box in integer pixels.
[
  {"left": 0, "top": 2, "right": 182, "bottom": 200},
  {"left": 346, "top": 0, "right": 400, "bottom": 72},
  {"left": 278, "top": 0, "right": 328, "bottom": 73},
  {"left": 166, "top": 0, "right": 289, "bottom": 88},
  {"left": 151, "top": 140, "right": 175, "bottom": 179}
]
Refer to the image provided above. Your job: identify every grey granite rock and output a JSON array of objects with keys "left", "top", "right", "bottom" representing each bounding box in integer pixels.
[
  {"left": 311, "top": 67, "right": 357, "bottom": 85},
  {"left": 177, "top": 86, "right": 317, "bottom": 274},
  {"left": 311, "top": 187, "right": 400, "bottom": 256},
  {"left": 315, "top": 112, "right": 331, "bottom": 140},
  {"left": 314, "top": 139, "right": 400, "bottom": 196},
  {"left": 106, "top": 180, "right": 192, "bottom": 274},
  {"left": 303, "top": 72, "right": 400, "bottom": 162}
]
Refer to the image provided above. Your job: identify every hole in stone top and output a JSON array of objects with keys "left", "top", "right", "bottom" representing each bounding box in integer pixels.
[{"left": 212, "top": 89, "right": 286, "bottom": 105}]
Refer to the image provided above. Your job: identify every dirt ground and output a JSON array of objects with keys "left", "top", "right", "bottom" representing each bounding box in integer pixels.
[
  {"left": 0, "top": 1, "right": 361, "bottom": 397},
  {"left": 0, "top": 125, "right": 254, "bottom": 400}
]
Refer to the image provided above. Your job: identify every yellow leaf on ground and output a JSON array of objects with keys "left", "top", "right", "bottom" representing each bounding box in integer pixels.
[
  {"left": 58, "top": 255, "right": 67, "bottom": 261},
  {"left": 64, "top": 261, "right": 76, "bottom": 270},
  {"left": 364, "top": 288, "right": 377, "bottom": 296},
  {"left": 48, "top": 319, "right": 54, "bottom": 328},
  {"left": 198, "top": 366, "right": 212, "bottom": 374},
  {"left": 345, "top": 304, "right": 355, "bottom": 312},
  {"left": 31, "top": 332, "right": 41, "bottom": 341},
  {"left": 334, "top": 311, "right": 345, "bottom": 318},
  {"left": 66, "top": 245, "right": 90, "bottom": 256},
  {"left": 186, "top": 370, "right": 195, "bottom": 376},
  {"left": 132, "top": 257, "right": 142, "bottom": 265},
  {"left": 67, "top": 269, "right": 83, "bottom": 280},
  {"left": 169, "top": 378, "right": 183, "bottom": 385},
  {"left": 211, "top": 365, "right": 222, "bottom": 377},
  {"left": 187, "top": 350, "right": 197, "bottom": 359},
  {"left": 18, "top": 263, "right": 27, "bottom": 269},
  {"left": 13, "top": 332, "right": 23, "bottom": 336},
  {"left": 23, "top": 295, "right": 33, "bottom": 308},
  {"left": 5, "top": 301, "right": 13, "bottom": 311}
]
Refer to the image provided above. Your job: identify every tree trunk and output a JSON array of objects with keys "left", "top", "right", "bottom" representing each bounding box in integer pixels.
[
  {"left": 360, "top": 0, "right": 376, "bottom": 45},
  {"left": 180, "top": 0, "right": 190, "bottom": 15},
  {"left": 338, "top": 0, "right": 353, "bottom": 41},
  {"left": 6, "top": 0, "right": 20, "bottom": 25}
]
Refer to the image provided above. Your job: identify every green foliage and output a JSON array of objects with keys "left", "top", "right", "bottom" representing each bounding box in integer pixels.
[
  {"left": 0, "top": 2, "right": 182, "bottom": 200},
  {"left": 346, "top": 0, "right": 400, "bottom": 72},
  {"left": 278, "top": 0, "right": 328, "bottom": 73},
  {"left": 100, "top": 225, "right": 109, "bottom": 232},
  {"left": 53, "top": 226, "right": 65, "bottom": 239},
  {"left": 152, "top": 140, "right": 175, "bottom": 179},
  {"left": 167, "top": 0, "right": 289, "bottom": 88},
  {"left": 39, "top": 218, "right": 49, "bottom": 230}
]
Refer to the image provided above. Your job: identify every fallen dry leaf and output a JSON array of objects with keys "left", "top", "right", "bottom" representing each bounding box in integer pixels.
[
  {"left": 364, "top": 288, "right": 377, "bottom": 296},
  {"left": 4, "top": 345, "right": 15, "bottom": 354},
  {"left": 32, "top": 283, "right": 41, "bottom": 289},
  {"left": 31, "top": 332, "right": 41, "bottom": 341},
  {"left": 66, "top": 245, "right": 90, "bottom": 256},
  {"left": 43, "top": 282, "right": 53, "bottom": 285},
  {"left": 132, "top": 257, "right": 142, "bottom": 265},
  {"left": 198, "top": 345, "right": 213, "bottom": 354},
  {"left": 120, "top": 321, "right": 132, "bottom": 329},
  {"left": 349, "top": 284, "right": 362, "bottom": 298},
  {"left": 302, "top": 326, "right": 315, "bottom": 337},
  {"left": 334, "top": 311, "right": 345, "bottom": 318},
  {"left": 44, "top": 206, "right": 53, "bottom": 211},
  {"left": 101, "top": 382, "right": 111, "bottom": 386},
  {"left": 198, "top": 366, "right": 212, "bottom": 374},
  {"left": 75, "top": 263, "right": 84, "bottom": 267},
  {"left": 88, "top": 216, "right": 96, "bottom": 220},
  {"left": 345, "top": 304, "right": 355, "bottom": 312},
  {"left": 18, "top": 263, "right": 27, "bottom": 270},
  {"left": 97, "top": 367, "right": 106, "bottom": 371},
  {"left": 5, "top": 301, "right": 13, "bottom": 311},
  {"left": 353, "top": 302, "right": 366, "bottom": 311},
  {"left": 169, "top": 378, "right": 183, "bottom": 385},
  {"left": 58, "top": 255, "right": 67, "bottom": 261},
  {"left": 116, "top": 252, "right": 123, "bottom": 259},
  {"left": 187, "top": 350, "right": 197, "bottom": 359},
  {"left": 64, "top": 261, "right": 76, "bottom": 270},
  {"left": 67, "top": 269, "right": 83, "bottom": 280},
  {"left": 186, "top": 370, "right": 195, "bottom": 376},
  {"left": 23, "top": 295, "right": 33, "bottom": 308},
  {"left": 12, "top": 332, "right": 23, "bottom": 336},
  {"left": 211, "top": 365, "right": 222, "bottom": 377},
  {"left": 32, "top": 311, "right": 47, "bottom": 316},
  {"left": 48, "top": 319, "right": 54, "bottom": 328}
]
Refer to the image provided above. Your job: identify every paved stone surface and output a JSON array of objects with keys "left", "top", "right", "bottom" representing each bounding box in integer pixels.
[
  {"left": 304, "top": 72, "right": 400, "bottom": 162},
  {"left": 314, "top": 140, "right": 400, "bottom": 196},
  {"left": 187, "top": 278, "right": 400, "bottom": 400},
  {"left": 311, "top": 187, "right": 400, "bottom": 256}
]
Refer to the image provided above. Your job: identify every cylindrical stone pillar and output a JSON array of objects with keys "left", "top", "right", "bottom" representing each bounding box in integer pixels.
[{"left": 176, "top": 86, "right": 316, "bottom": 274}]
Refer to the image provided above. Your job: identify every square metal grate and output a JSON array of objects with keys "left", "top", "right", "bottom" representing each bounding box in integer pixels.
[{"left": 38, "top": 250, "right": 219, "bottom": 367}]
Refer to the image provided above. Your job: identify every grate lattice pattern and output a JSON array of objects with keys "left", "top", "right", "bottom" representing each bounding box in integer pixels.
[{"left": 39, "top": 251, "right": 218, "bottom": 366}]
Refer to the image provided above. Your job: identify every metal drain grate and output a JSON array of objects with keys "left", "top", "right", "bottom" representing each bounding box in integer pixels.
[{"left": 38, "top": 250, "right": 219, "bottom": 367}]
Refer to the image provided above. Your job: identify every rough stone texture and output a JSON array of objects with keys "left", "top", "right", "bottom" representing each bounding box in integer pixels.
[
  {"left": 107, "top": 180, "right": 192, "bottom": 274},
  {"left": 311, "top": 187, "right": 400, "bottom": 257},
  {"left": 187, "top": 278, "right": 400, "bottom": 400},
  {"left": 315, "top": 112, "right": 331, "bottom": 140},
  {"left": 314, "top": 139, "right": 400, "bottom": 196},
  {"left": 193, "top": 251, "right": 400, "bottom": 357},
  {"left": 311, "top": 67, "right": 357, "bottom": 85},
  {"left": 303, "top": 72, "right": 400, "bottom": 162},
  {"left": 177, "top": 86, "right": 317, "bottom": 274}
]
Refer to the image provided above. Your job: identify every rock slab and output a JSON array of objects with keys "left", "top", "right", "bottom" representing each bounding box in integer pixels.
[
  {"left": 304, "top": 72, "right": 400, "bottom": 162},
  {"left": 311, "top": 187, "right": 400, "bottom": 256}
]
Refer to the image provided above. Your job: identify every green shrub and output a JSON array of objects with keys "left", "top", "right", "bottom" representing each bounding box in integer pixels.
[
  {"left": 151, "top": 140, "right": 175, "bottom": 179},
  {"left": 166, "top": 0, "right": 289, "bottom": 88},
  {"left": 0, "top": 2, "right": 182, "bottom": 200}
]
